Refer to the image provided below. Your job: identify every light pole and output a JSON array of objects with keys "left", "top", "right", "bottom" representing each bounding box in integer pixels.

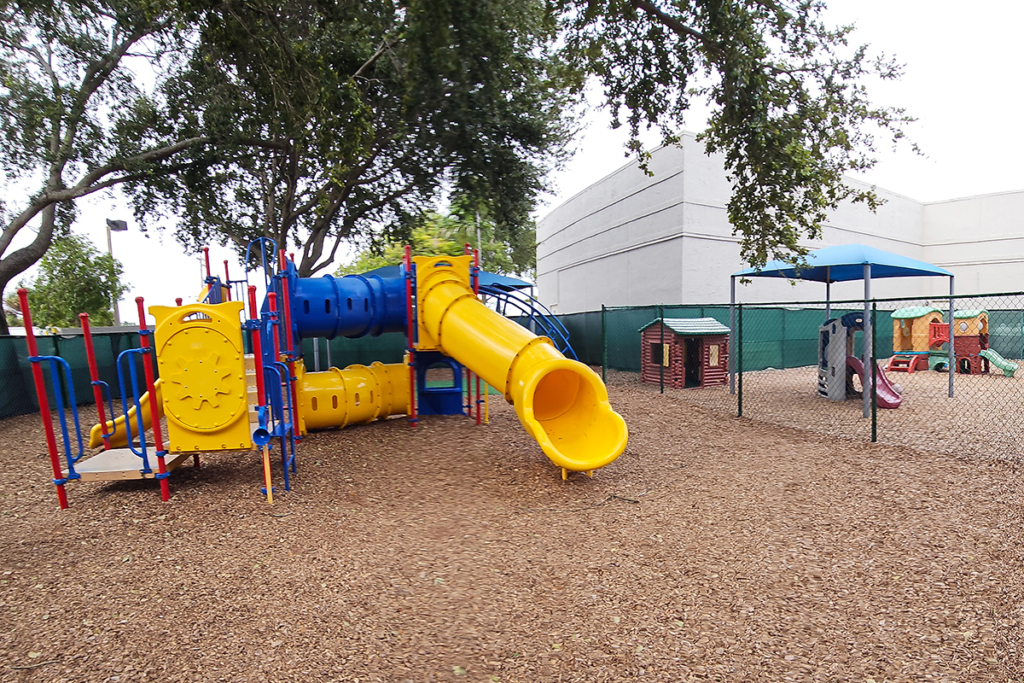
[{"left": 105, "top": 219, "right": 128, "bottom": 325}]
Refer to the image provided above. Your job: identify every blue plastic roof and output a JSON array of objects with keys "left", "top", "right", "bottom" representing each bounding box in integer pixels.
[
  {"left": 732, "top": 244, "right": 953, "bottom": 283},
  {"left": 360, "top": 265, "right": 533, "bottom": 291}
]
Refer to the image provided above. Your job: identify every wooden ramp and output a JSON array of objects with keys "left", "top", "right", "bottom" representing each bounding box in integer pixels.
[{"left": 64, "top": 449, "right": 194, "bottom": 482}]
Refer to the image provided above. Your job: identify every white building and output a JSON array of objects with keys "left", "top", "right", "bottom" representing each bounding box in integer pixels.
[{"left": 537, "top": 133, "right": 1024, "bottom": 313}]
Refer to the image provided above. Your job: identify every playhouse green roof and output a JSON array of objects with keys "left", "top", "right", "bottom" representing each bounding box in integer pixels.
[
  {"left": 640, "top": 317, "right": 731, "bottom": 335},
  {"left": 954, "top": 309, "right": 988, "bottom": 318},
  {"left": 891, "top": 306, "right": 943, "bottom": 319}
]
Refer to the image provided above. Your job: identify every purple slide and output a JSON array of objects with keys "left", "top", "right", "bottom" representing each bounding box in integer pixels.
[{"left": 846, "top": 356, "right": 902, "bottom": 409}]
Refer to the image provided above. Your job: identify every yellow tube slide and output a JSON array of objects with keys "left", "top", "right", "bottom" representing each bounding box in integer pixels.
[
  {"left": 416, "top": 258, "right": 628, "bottom": 472},
  {"left": 88, "top": 379, "right": 164, "bottom": 449},
  {"left": 295, "top": 360, "right": 410, "bottom": 433}
]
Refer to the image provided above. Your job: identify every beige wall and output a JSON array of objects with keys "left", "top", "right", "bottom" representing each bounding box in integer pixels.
[{"left": 537, "top": 134, "right": 1024, "bottom": 312}]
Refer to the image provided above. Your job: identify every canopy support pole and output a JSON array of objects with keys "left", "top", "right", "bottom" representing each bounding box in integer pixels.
[
  {"left": 825, "top": 267, "right": 831, "bottom": 322},
  {"left": 863, "top": 264, "right": 872, "bottom": 418},
  {"left": 729, "top": 276, "right": 736, "bottom": 395},
  {"left": 948, "top": 276, "right": 955, "bottom": 398}
]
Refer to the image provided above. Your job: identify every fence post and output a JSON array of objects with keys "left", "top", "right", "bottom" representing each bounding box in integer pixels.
[
  {"left": 601, "top": 304, "right": 607, "bottom": 384},
  {"left": 659, "top": 305, "right": 664, "bottom": 394},
  {"left": 871, "top": 302, "right": 877, "bottom": 443},
  {"left": 737, "top": 303, "right": 743, "bottom": 417},
  {"left": 780, "top": 308, "right": 786, "bottom": 369}
]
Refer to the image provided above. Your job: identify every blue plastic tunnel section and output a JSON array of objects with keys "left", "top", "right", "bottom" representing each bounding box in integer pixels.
[{"left": 278, "top": 262, "right": 408, "bottom": 341}]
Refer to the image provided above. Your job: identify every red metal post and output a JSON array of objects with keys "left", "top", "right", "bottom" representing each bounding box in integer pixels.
[
  {"left": 203, "top": 247, "right": 211, "bottom": 278},
  {"left": 473, "top": 248, "right": 481, "bottom": 425},
  {"left": 268, "top": 292, "right": 281, "bottom": 360},
  {"left": 276, "top": 252, "right": 299, "bottom": 428},
  {"left": 136, "top": 298, "right": 170, "bottom": 502},
  {"left": 80, "top": 313, "right": 110, "bottom": 451},
  {"left": 277, "top": 250, "right": 295, "bottom": 356},
  {"left": 19, "top": 289, "right": 69, "bottom": 509},
  {"left": 248, "top": 286, "right": 266, "bottom": 402},
  {"left": 175, "top": 297, "right": 183, "bottom": 307},
  {"left": 404, "top": 245, "right": 417, "bottom": 428},
  {"left": 223, "top": 260, "right": 232, "bottom": 301}
]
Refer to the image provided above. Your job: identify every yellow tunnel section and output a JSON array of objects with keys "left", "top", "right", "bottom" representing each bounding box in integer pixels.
[
  {"left": 413, "top": 255, "right": 628, "bottom": 472},
  {"left": 88, "top": 379, "right": 164, "bottom": 449},
  {"left": 294, "top": 360, "right": 410, "bottom": 434}
]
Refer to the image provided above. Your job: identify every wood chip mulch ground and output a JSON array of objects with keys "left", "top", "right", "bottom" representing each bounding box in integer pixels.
[{"left": 1, "top": 380, "right": 1022, "bottom": 682}]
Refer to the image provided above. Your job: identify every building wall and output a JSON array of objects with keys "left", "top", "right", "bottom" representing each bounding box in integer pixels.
[{"left": 537, "top": 134, "right": 1024, "bottom": 312}]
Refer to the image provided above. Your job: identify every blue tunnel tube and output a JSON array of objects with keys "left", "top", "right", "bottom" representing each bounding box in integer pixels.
[{"left": 276, "top": 261, "right": 408, "bottom": 341}]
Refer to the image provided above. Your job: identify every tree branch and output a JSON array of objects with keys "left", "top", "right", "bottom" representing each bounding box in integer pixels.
[{"left": 629, "top": 0, "right": 725, "bottom": 61}]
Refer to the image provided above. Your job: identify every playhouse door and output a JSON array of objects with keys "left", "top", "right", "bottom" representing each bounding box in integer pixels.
[{"left": 684, "top": 339, "right": 701, "bottom": 388}]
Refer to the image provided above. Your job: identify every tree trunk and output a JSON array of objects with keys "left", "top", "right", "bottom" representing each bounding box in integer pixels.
[{"left": 0, "top": 203, "right": 59, "bottom": 334}]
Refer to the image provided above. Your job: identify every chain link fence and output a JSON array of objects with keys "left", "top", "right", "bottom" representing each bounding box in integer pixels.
[{"left": 580, "top": 293, "right": 1024, "bottom": 461}]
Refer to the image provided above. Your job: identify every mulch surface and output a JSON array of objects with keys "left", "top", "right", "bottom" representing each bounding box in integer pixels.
[{"left": 1, "top": 381, "right": 1022, "bottom": 682}]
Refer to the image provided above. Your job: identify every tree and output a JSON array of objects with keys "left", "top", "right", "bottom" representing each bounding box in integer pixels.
[
  {"left": 0, "top": 0, "right": 287, "bottom": 334},
  {"left": 125, "top": 0, "right": 572, "bottom": 278},
  {"left": 556, "top": 0, "right": 914, "bottom": 271},
  {"left": 16, "top": 234, "right": 127, "bottom": 327},
  {"left": 335, "top": 201, "right": 535, "bottom": 277}
]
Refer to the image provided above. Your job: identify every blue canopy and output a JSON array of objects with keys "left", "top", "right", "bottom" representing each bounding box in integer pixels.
[
  {"left": 732, "top": 243, "right": 952, "bottom": 283},
  {"left": 360, "top": 264, "right": 532, "bottom": 291}
]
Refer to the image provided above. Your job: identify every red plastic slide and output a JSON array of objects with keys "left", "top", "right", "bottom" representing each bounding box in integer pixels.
[{"left": 846, "top": 356, "right": 902, "bottom": 409}]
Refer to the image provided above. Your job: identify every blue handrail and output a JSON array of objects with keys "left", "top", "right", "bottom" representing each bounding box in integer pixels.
[
  {"left": 116, "top": 348, "right": 153, "bottom": 473},
  {"left": 245, "top": 237, "right": 278, "bottom": 294},
  {"left": 261, "top": 361, "right": 297, "bottom": 490},
  {"left": 30, "top": 355, "right": 85, "bottom": 481},
  {"left": 479, "top": 285, "right": 578, "bottom": 360},
  {"left": 90, "top": 378, "right": 117, "bottom": 441}
]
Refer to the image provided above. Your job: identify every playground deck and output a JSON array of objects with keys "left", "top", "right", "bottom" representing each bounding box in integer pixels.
[{"left": 64, "top": 448, "right": 194, "bottom": 482}]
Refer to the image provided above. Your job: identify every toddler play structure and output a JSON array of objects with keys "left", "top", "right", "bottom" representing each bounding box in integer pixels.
[
  {"left": 886, "top": 307, "right": 1017, "bottom": 377},
  {"left": 21, "top": 241, "right": 628, "bottom": 509},
  {"left": 639, "top": 318, "right": 729, "bottom": 389},
  {"left": 818, "top": 312, "right": 903, "bottom": 409}
]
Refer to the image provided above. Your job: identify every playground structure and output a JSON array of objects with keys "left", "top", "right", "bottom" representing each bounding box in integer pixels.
[
  {"left": 639, "top": 318, "right": 730, "bottom": 389},
  {"left": 20, "top": 242, "right": 628, "bottom": 509},
  {"left": 886, "top": 307, "right": 1018, "bottom": 378},
  {"left": 818, "top": 312, "right": 902, "bottom": 409}
]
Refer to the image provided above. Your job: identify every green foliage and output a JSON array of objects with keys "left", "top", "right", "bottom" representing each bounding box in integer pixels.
[
  {"left": 18, "top": 235, "right": 127, "bottom": 328},
  {"left": 0, "top": 0, "right": 289, "bottom": 333},
  {"left": 336, "top": 201, "right": 535, "bottom": 278},
  {"left": 557, "top": 0, "right": 914, "bottom": 270},
  {"left": 3, "top": 289, "right": 20, "bottom": 328},
  {"left": 0, "top": 0, "right": 193, "bottom": 333},
  {"left": 128, "top": 0, "right": 571, "bottom": 278}
]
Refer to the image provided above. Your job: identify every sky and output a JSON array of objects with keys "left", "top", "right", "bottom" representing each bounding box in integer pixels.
[{"left": 16, "top": 0, "right": 1024, "bottom": 324}]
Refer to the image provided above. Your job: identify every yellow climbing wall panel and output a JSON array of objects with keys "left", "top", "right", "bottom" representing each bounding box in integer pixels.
[{"left": 150, "top": 302, "right": 253, "bottom": 453}]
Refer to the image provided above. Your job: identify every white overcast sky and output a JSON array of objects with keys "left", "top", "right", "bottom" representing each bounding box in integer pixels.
[{"left": 24, "top": 0, "right": 1024, "bottom": 324}]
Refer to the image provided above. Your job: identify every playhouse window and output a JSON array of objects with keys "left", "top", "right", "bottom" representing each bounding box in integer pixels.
[
  {"left": 649, "top": 342, "right": 669, "bottom": 367},
  {"left": 709, "top": 344, "right": 720, "bottom": 367}
]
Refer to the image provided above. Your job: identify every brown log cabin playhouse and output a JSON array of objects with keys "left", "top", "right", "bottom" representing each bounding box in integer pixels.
[{"left": 640, "top": 318, "right": 730, "bottom": 389}]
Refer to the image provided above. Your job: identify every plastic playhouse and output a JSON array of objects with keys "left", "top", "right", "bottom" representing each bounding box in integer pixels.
[
  {"left": 818, "top": 312, "right": 902, "bottom": 409},
  {"left": 886, "top": 307, "right": 1017, "bottom": 377},
  {"left": 639, "top": 318, "right": 729, "bottom": 389},
  {"left": 20, "top": 241, "right": 629, "bottom": 509}
]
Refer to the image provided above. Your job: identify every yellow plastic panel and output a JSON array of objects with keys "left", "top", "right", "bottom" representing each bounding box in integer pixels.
[
  {"left": 414, "top": 262, "right": 628, "bottom": 472},
  {"left": 297, "top": 361, "right": 409, "bottom": 431},
  {"left": 151, "top": 302, "right": 252, "bottom": 452},
  {"left": 413, "top": 255, "right": 472, "bottom": 351},
  {"left": 88, "top": 379, "right": 164, "bottom": 449}
]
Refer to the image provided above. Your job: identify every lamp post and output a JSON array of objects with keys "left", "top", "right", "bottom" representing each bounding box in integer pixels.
[{"left": 105, "top": 219, "right": 128, "bottom": 325}]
